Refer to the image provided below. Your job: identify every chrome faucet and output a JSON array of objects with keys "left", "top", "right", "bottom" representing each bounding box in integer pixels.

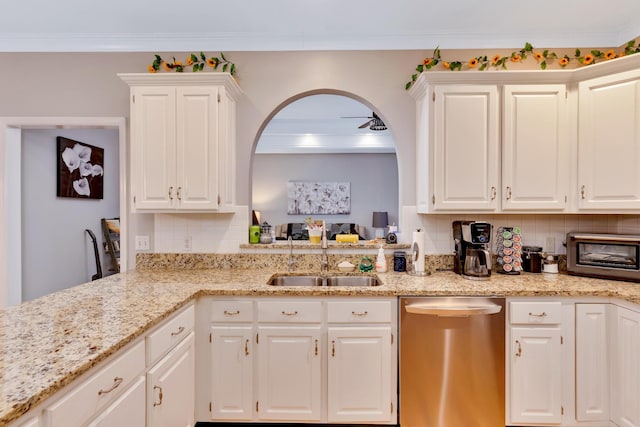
[
  {"left": 320, "top": 221, "right": 329, "bottom": 272},
  {"left": 288, "top": 236, "right": 295, "bottom": 272}
]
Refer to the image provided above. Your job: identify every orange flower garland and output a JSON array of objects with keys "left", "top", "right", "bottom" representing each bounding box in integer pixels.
[
  {"left": 406, "top": 40, "right": 640, "bottom": 90},
  {"left": 148, "top": 52, "right": 236, "bottom": 75}
]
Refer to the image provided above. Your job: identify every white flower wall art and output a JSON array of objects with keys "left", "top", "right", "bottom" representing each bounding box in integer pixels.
[
  {"left": 56, "top": 137, "right": 104, "bottom": 199},
  {"left": 287, "top": 181, "right": 351, "bottom": 215}
]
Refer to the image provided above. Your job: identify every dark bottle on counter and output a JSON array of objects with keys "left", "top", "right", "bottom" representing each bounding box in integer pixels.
[{"left": 393, "top": 251, "right": 407, "bottom": 272}]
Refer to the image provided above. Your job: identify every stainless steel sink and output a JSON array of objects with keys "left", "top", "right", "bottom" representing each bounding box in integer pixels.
[{"left": 267, "top": 274, "right": 381, "bottom": 287}]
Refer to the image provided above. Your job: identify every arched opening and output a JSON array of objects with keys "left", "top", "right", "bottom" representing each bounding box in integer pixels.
[{"left": 250, "top": 90, "right": 399, "bottom": 241}]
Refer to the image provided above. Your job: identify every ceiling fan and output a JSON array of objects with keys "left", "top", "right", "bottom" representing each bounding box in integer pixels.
[{"left": 341, "top": 111, "right": 387, "bottom": 131}]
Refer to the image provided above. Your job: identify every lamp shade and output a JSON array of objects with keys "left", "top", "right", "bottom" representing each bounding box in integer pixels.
[{"left": 372, "top": 211, "right": 389, "bottom": 228}]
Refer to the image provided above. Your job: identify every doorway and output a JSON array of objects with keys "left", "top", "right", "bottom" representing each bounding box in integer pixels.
[{"left": 0, "top": 117, "right": 128, "bottom": 307}]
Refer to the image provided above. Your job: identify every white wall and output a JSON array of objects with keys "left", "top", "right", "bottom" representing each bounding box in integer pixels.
[
  {"left": 253, "top": 153, "right": 398, "bottom": 237},
  {"left": 21, "top": 129, "right": 119, "bottom": 301}
]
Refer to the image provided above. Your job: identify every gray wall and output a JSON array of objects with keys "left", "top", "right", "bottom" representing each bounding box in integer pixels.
[
  {"left": 21, "top": 129, "right": 119, "bottom": 301},
  {"left": 253, "top": 153, "right": 398, "bottom": 238}
]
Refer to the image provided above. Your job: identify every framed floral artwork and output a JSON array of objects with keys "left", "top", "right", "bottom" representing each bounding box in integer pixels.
[
  {"left": 56, "top": 137, "right": 104, "bottom": 199},
  {"left": 287, "top": 181, "right": 350, "bottom": 214}
]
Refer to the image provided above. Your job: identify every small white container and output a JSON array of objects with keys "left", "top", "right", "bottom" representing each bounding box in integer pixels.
[{"left": 338, "top": 261, "right": 356, "bottom": 273}]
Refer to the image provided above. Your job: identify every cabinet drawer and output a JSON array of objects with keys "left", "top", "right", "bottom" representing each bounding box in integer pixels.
[
  {"left": 510, "top": 301, "right": 562, "bottom": 324},
  {"left": 147, "top": 304, "right": 194, "bottom": 365},
  {"left": 258, "top": 300, "right": 322, "bottom": 323},
  {"left": 327, "top": 301, "right": 392, "bottom": 323},
  {"left": 43, "top": 340, "right": 145, "bottom": 427},
  {"left": 211, "top": 300, "right": 253, "bottom": 322}
]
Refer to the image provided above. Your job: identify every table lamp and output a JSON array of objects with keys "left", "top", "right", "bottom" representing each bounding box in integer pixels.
[{"left": 372, "top": 211, "right": 388, "bottom": 239}]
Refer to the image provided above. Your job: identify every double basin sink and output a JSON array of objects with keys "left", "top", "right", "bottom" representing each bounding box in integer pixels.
[{"left": 268, "top": 273, "right": 382, "bottom": 287}]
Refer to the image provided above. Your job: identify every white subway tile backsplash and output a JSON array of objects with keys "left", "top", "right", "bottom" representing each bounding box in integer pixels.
[{"left": 151, "top": 205, "right": 639, "bottom": 255}]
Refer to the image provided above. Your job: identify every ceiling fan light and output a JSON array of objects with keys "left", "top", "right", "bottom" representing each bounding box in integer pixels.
[{"left": 370, "top": 118, "right": 387, "bottom": 131}]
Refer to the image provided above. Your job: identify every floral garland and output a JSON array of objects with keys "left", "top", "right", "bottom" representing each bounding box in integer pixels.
[
  {"left": 148, "top": 52, "right": 236, "bottom": 75},
  {"left": 405, "top": 40, "right": 640, "bottom": 90}
]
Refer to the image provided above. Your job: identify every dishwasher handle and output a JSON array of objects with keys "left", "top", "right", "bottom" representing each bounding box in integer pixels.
[{"left": 405, "top": 302, "right": 502, "bottom": 317}]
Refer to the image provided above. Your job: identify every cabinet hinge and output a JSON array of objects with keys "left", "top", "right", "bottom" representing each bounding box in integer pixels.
[
  {"left": 217, "top": 93, "right": 221, "bottom": 103},
  {"left": 209, "top": 402, "right": 212, "bottom": 412},
  {"left": 132, "top": 95, "right": 135, "bottom": 103},
  {"left": 391, "top": 333, "right": 394, "bottom": 345},
  {"left": 256, "top": 401, "right": 259, "bottom": 412},
  {"left": 217, "top": 194, "right": 221, "bottom": 205},
  {"left": 561, "top": 406, "right": 564, "bottom": 415},
  {"left": 565, "top": 195, "right": 567, "bottom": 203},
  {"left": 133, "top": 195, "right": 136, "bottom": 204},
  {"left": 256, "top": 333, "right": 259, "bottom": 344},
  {"left": 391, "top": 402, "right": 394, "bottom": 414},
  {"left": 209, "top": 332, "right": 212, "bottom": 343},
  {"left": 432, "top": 195, "right": 435, "bottom": 205},
  {"left": 432, "top": 92, "right": 435, "bottom": 102},
  {"left": 561, "top": 336, "right": 564, "bottom": 344}
]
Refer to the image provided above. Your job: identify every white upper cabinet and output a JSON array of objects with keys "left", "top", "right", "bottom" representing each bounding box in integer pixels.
[
  {"left": 502, "top": 85, "right": 569, "bottom": 211},
  {"left": 578, "top": 68, "right": 640, "bottom": 210},
  {"left": 410, "top": 54, "right": 640, "bottom": 213},
  {"left": 119, "top": 73, "right": 241, "bottom": 212},
  {"left": 432, "top": 84, "right": 500, "bottom": 211}
]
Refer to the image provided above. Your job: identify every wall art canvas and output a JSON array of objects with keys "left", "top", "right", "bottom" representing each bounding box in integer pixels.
[
  {"left": 287, "top": 181, "right": 350, "bottom": 215},
  {"left": 56, "top": 136, "right": 104, "bottom": 199}
]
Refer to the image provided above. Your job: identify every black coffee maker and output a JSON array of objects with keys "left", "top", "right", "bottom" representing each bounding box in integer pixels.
[{"left": 452, "top": 220, "right": 492, "bottom": 280}]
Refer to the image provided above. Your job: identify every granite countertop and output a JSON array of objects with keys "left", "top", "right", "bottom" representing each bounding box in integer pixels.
[{"left": 1, "top": 269, "right": 639, "bottom": 425}]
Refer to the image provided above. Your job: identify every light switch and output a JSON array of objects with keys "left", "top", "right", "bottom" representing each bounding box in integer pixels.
[{"left": 135, "top": 235, "right": 150, "bottom": 250}]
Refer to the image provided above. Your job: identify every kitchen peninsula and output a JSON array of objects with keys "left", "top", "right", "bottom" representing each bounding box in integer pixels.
[{"left": 2, "top": 261, "right": 640, "bottom": 426}]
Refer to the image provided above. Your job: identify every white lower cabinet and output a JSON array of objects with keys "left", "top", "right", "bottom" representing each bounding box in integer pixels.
[
  {"left": 507, "top": 300, "right": 566, "bottom": 426},
  {"left": 257, "top": 325, "right": 322, "bottom": 421},
  {"left": 147, "top": 331, "right": 195, "bottom": 427},
  {"left": 200, "top": 296, "right": 397, "bottom": 424},
  {"left": 327, "top": 326, "right": 392, "bottom": 422},
  {"left": 611, "top": 305, "right": 640, "bottom": 427},
  {"left": 575, "top": 303, "right": 609, "bottom": 423},
  {"left": 88, "top": 376, "right": 146, "bottom": 427}
]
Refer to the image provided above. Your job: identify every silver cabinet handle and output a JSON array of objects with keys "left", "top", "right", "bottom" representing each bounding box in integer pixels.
[
  {"left": 171, "top": 326, "right": 185, "bottom": 336},
  {"left": 351, "top": 311, "right": 368, "bottom": 317},
  {"left": 177, "top": 186, "right": 182, "bottom": 200},
  {"left": 98, "top": 376, "right": 123, "bottom": 395},
  {"left": 245, "top": 339, "right": 250, "bottom": 356},
  {"left": 153, "top": 385, "right": 163, "bottom": 406},
  {"left": 581, "top": 185, "right": 586, "bottom": 199},
  {"left": 168, "top": 186, "right": 174, "bottom": 200},
  {"left": 314, "top": 339, "right": 318, "bottom": 356},
  {"left": 281, "top": 310, "right": 298, "bottom": 316},
  {"left": 490, "top": 186, "right": 497, "bottom": 200},
  {"left": 331, "top": 340, "right": 336, "bottom": 357},
  {"left": 515, "top": 340, "right": 522, "bottom": 357},
  {"left": 506, "top": 186, "right": 512, "bottom": 200}
]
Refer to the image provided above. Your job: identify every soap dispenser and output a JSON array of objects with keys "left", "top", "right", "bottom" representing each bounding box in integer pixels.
[{"left": 375, "top": 246, "right": 387, "bottom": 273}]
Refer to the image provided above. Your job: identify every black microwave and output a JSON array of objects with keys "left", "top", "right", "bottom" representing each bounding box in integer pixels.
[{"left": 566, "top": 232, "right": 640, "bottom": 282}]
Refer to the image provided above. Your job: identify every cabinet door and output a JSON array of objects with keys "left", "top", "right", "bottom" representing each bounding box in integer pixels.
[
  {"left": 88, "top": 376, "right": 145, "bottom": 427},
  {"left": 575, "top": 303, "right": 609, "bottom": 422},
  {"left": 210, "top": 326, "right": 253, "bottom": 420},
  {"left": 147, "top": 332, "right": 195, "bottom": 427},
  {"left": 176, "top": 86, "right": 220, "bottom": 210},
  {"left": 510, "top": 327, "right": 562, "bottom": 424},
  {"left": 611, "top": 306, "right": 640, "bottom": 427},
  {"left": 131, "top": 86, "right": 177, "bottom": 210},
  {"left": 578, "top": 69, "right": 640, "bottom": 210},
  {"left": 256, "top": 326, "right": 321, "bottom": 421},
  {"left": 502, "top": 85, "right": 569, "bottom": 210},
  {"left": 327, "top": 327, "right": 393, "bottom": 423},
  {"left": 432, "top": 85, "right": 499, "bottom": 211}
]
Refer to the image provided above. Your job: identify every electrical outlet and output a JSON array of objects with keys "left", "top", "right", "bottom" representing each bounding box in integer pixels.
[
  {"left": 184, "top": 236, "right": 192, "bottom": 252},
  {"left": 135, "top": 235, "right": 150, "bottom": 251},
  {"left": 545, "top": 237, "right": 556, "bottom": 253}
]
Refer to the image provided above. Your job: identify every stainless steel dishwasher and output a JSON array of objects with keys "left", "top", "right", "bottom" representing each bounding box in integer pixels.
[{"left": 399, "top": 297, "right": 505, "bottom": 427}]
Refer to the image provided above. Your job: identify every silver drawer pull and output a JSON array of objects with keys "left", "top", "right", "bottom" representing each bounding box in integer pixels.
[
  {"left": 528, "top": 312, "right": 547, "bottom": 318},
  {"left": 352, "top": 311, "right": 368, "bottom": 316},
  {"left": 98, "top": 376, "right": 123, "bottom": 395},
  {"left": 281, "top": 310, "right": 298, "bottom": 316},
  {"left": 224, "top": 310, "right": 240, "bottom": 316},
  {"left": 515, "top": 340, "right": 522, "bottom": 357},
  {"left": 171, "top": 326, "right": 185, "bottom": 336}
]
